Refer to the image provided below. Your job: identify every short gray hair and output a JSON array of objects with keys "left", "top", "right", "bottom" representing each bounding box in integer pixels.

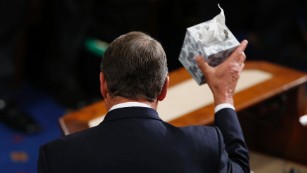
[{"left": 101, "top": 31, "right": 168, "bottom": 102}]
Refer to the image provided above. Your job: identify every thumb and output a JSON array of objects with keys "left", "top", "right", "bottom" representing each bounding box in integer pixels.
[{"left": 196, "top": 56, "right": 211, "bottom": 75}]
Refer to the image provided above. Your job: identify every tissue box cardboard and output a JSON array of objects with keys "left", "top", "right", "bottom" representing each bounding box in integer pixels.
[{"left": 179, "top": 5, "right": 239, "bottom": 85}]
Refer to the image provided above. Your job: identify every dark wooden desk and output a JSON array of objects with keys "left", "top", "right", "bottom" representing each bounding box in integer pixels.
[{"left": 59, "top": 61, "right": 307, "bottom": 164}]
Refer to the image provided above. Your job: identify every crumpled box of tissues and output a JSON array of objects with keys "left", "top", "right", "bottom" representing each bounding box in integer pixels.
[{"left": 179, "top": 4, "right": 240, "bottom": 85}]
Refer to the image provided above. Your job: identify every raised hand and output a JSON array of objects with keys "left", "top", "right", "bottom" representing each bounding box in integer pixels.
[{"left": 196, "top": 40, "right": 248, "bottom": 106}]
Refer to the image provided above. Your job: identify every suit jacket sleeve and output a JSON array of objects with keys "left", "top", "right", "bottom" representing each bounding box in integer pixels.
[
  {"left": 214, "top": 108, "right": 250, "bottom": 173},
  {"left": 37, "top": 146, "right": 51, "bottom": 173}
]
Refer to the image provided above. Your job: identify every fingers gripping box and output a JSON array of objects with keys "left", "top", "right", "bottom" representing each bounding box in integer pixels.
[{"left": 179, "top": 4, "right": 240, "bottom": 85}]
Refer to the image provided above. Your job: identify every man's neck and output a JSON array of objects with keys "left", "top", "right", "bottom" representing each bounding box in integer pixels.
[{"left": 104, "top": 96, "right": 158, "bottom": 111}]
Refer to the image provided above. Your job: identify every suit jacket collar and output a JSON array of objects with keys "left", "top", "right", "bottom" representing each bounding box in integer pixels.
[{"left": 102, "top": 107, "right": 162, "bottom": 123}]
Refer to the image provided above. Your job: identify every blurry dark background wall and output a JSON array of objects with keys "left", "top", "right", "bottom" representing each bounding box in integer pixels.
[{"left": 2, "top": 0, "right": 306, "bottom": 108}]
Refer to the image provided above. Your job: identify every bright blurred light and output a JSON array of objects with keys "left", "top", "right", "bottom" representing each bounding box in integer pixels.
[{"left": 299, "top": 115, "right": 307, "bottom": 126}]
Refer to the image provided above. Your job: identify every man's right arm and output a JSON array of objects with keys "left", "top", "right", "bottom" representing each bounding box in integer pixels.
[
  {"left": 196, "top": 40, "right": 250, "bottom": 172},
  {"left": 215, "top": 108, "right": 250, "bottom": 173}
]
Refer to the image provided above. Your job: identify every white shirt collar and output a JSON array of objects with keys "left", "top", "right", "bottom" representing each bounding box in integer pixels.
[{"left": 109, "top": 102, "right": 152, "bottom": 112}]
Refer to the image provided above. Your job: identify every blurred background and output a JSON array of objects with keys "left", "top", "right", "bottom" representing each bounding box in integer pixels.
[{"left": 0, "top": 0, "right": 306, "bottom": 172}]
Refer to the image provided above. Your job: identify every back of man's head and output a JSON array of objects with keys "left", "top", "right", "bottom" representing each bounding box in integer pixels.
[{"left": 101, "top": 31, "right": 168, "bottom": 102}]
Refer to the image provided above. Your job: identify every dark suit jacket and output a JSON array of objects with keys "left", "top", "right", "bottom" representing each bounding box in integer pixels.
[{"left": 38, "top": 107, "right": 250, "bottom": 173}]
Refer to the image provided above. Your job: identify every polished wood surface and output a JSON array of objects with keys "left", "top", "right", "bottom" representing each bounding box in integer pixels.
[
  {"left": 170, "top": 61, "right": 307, "bottom": 127},
  {"left": 59, "top": 60, "right": 307, "bottom": 135}
]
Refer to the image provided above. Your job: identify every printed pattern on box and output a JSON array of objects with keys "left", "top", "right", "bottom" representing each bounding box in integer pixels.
[{"left": 179, "top": 4, "right": 239, "bottom": 85}]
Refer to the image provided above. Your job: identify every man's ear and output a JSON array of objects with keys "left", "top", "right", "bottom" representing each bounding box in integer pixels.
[
  {"left": 100, "top": 72, "right": 108, "bottom": 98},
  {"left": 157, "top": 76, "right": 169, "bottom": 101}
]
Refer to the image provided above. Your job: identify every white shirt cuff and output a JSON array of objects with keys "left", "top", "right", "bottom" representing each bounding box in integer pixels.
[{"left": 214, "top": 103, "right": 235, "bottom": 113}]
